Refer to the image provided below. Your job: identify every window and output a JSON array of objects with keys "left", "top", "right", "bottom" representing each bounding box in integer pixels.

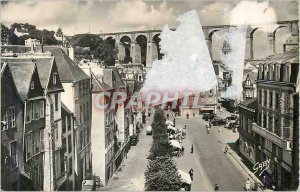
[
  {"left": 10, "top": 142, "right": 18, "bottom": 167},
  {"left": 83, "top": 104, "right": 86, "bottom": 121},
  {"left": 31, "top": 81, "right": 34, "bottom": 89},
  {"left": 40, "top": 101, "right": 44, "bottom": 117},
  {"left": 26, "top": 133, "right": 32, "bottom": 160},
  {"left": 68, "top": 135, "right": 72, "bottom": 153},
  {"left": 269, "top": 92, "right": 273, "bottom": 108},
  {"left": 275, "top": 93, "right": 279, "bottom": 109},
  {"left": 2, "top": 110, "right": 8, "bottom": 130},
  {"left": 55, "top": 123, "right": 58, "bottom": 140},
  {"left": 34, "top": 102, "right": 39, "bottom": 119},
  {"left": 40, "top": 129, "right": 45, "bottom": 151},
  {"left": 86, "top": 82, "right": 89, "bottom": 94},
  {"left": 68, "top": 158, "right": 72, "bottom": 174},
  {"left": 36, "top": 131, "right": 40, "bottom": 153},
  {"left": 53, "top": 73, "right": 57, "bottom": 85},
  {"left": 60, "top": 152, "right": 65, "bottom": 174},
  {"left": 86, "top": 104, "right": 89, "bottom": 120},
  {"left": 80, "top": 105, "right": 83, "bottom": 123},
  {"left": 55, "top": 151, "right": 61, "bottom": 176},
  {"left": 31, "top": 103, "right": 34, "bottom": 121},
  {"left": 82, "top": 83, "right": 85, "bottom": 96},
  {"left": 26, "top": 103, "right": 31, "bottom": 122},
  {"left": 79, "top": 82, "right": 82, "bottom": 97},
  {"left": 67, "top": 116, "right": 71, "bottom": 131},
  {"left": 258, "top": 90, "right": 262, "bottom": 104},
  {"left": 264, "top": 139, "right": 272, "bottom": 152},
  {"left": 264, "top": 91, "right": 267, "bottom": 106},
  {"left": 62, "top": 117, "right": 66, "bottom": 134},
  {"left": 62, "top": 137, "right": 67, "bottom": 154},
  {"left": 7, "top": 106, "right": 16, "bottom": 128},
  {"left": 55, "top": 94, "right": 58, "bottom": 111}
]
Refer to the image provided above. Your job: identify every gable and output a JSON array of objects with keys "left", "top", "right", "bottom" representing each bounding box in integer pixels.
[
  {"left": 47, "top": 59, "right": 64, "bottom": 93},
  {"left": 27, "top": 67, "right": 44, "bottom": 99}
]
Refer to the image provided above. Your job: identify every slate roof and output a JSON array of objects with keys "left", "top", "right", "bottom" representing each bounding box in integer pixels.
[
  {"left": 61, "top": 102, "right": 73, "bottom": 115},
  {"left": 1, "top": 57, "right": 54, "bottom": 89},
  {"left": 264, "top": 48, "right": 299, "bottom": 65},
  {"left": 43, "top": 47, "right": 89, "bottom": 82},
  {"left": 91, "top": 71, "right": 113, "bottom": 92},
  {"left": 112, "top": 68, "right": 125, "bottom": 88},
  {"left": 239, "top": 98, "right": 257, "bottom": 110},
  {"left": 6, "top": 61, "right": 36, "bottom": 101}
]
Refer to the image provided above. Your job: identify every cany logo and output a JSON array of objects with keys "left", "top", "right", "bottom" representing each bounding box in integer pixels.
[{"left": 253, "top": 159, "right": 270, "bottom": 176}]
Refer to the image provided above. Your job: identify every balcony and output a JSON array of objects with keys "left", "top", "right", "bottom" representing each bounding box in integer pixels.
[{"left": 252, "top": 123, "right": 284, "bottom": 147}]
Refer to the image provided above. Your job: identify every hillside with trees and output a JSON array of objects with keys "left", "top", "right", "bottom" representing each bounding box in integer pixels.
[
  {"left": 1, "top": 23, "right": 61, "bottom": 45},
  {"left": 69, "top": 34, "right": 118, "bottom": 66}
]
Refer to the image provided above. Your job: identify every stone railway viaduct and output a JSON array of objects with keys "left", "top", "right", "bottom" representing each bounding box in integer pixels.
[{"left": 99, "top": 20, "right": 299, "bottom": 67}]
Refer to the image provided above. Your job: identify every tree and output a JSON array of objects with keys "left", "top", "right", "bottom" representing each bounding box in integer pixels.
[
  {"left": 145, "top": 157, "right": 182, "bottom": 191},
  {"left": 56, "top": 27, "right": 63, "bottom": 37},
  {"left": 145, "top": 109, "right": 181, "bottom": 191},
  {"left": 1, "top": 24, "right": 9, "bottom": 43}
]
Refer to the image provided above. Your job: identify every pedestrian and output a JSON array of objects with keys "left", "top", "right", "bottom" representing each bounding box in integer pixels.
[
  {"left": 209, "top": 121, "right": 212, "bottom": 128},
  {"left": 184, "top": 123, "right": 187, "bottom": 129},
  {"left": 190, "top": 144, "right": 193, "bottom": 154},
  {"left": 254, "top": 180, "right": 259, "bottom": 191},
  {"left": 181, "top": 146, "right": 185, "bottom": 155},
  {"left": 207, "top": 126, "right": 210, "bottom": 134},
  {"left": 218, "top": 125, "right": 221, "bottom": 132},
  {"left": 224, "top": 145, "right": 229, "bottom": 154},
  {"left": 173, "top": 118, "right": 176, "bottom": 126},
  {"left": 215, "top": 184, "right": 219, "bottom": 191},
  {"left": 189, "top": 168, "right": 194, "bottom": 181},
  {"left": 245, "top": 178, "right": 251, "bottom": 191}
]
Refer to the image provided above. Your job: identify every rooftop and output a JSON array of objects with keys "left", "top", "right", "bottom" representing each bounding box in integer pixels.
[
  {"left": 264, "top": 48, "right": 299, "bottom": 65},
  {"left": 6, "top": 61, "right": 36, "bottom": 101},
  {"left": 43, "top": 46, "right": 89, "bottom": 82},
  {"left": 239, "top": 98, "right": 257, "bottom": 111}
]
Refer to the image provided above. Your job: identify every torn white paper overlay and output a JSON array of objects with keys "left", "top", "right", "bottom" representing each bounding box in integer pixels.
[
  {"left": 221, "top": 27, "right": 247, "bottom": 100},
  {"left": 141, "top": 10, "right": 217, "bottom": 94}
]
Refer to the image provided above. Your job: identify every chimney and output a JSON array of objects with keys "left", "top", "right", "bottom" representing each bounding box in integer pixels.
[
  {"left": 41, "top": 37, "right": 44, "bottom": 53},
  {"left": 68, "top": 47, "right": 74, "bottom": 61}
]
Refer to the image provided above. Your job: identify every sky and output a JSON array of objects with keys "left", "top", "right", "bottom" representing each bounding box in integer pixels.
[{"left": 1, "top": 0, "right": 298, "bottom": 58}]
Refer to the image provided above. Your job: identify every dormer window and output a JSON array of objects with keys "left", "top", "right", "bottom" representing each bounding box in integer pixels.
[
  {"left": 30, "top": 81, "right": 34, "bottom": 89},
  {"left": 53, "top": 73, "right": 57, "bottom": 85}
]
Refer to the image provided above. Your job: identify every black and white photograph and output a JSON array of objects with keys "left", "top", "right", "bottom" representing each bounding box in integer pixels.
[{"left": 0, "top": 0, "right": 299, "bottom": 191}]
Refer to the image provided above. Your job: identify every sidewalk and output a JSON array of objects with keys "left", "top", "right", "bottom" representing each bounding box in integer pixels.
[{"left": 100, "top": 116, "right": 153, "bottom": 191}]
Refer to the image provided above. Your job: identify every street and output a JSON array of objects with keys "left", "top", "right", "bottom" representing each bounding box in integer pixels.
[
  {"left": 101, "top": 109, "right": 255, "bottom": 191},
  {"left": 174, "top": 109, "right": 251, "bottom": 191}
]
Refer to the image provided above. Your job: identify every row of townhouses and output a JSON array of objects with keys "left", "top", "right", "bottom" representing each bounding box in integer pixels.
[
  {"left": 1, "top": 44, "right": 143, "bottom": 190},
  {"left": 238, "top": 48, "right": 299, "bottom": 190}
]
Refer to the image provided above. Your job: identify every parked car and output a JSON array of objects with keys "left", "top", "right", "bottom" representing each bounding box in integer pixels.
[
  {"left": 94, "top": 176, "right": 103, "bottom": 188},
  {"left": 211, "top": 117, "right": 227, "bottom": 126},
  {"left": 130, "top": 135, "right": 139, "bottom": 146},
  {"left": 82, "top": 180, "right": 95, "bottom": 191},
  {"left": 146, "top": 126, "right": 152, "bottom": 135},
  {"left": 202, "top": 113, "right": 215, "bottom": 121},
  {"left": 225, "top": 114, "right": 239, "bottom": 121},
  {"left": 225, "top": 121, "right": 239, "bottom": 129}
]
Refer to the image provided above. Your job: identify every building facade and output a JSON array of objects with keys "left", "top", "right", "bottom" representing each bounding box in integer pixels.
[
  {"left": 238, "top": 98, "right": 257, "bottom": 164},
  {"left": 252, "top": 49, "right": 299, "bottom": 190}
]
